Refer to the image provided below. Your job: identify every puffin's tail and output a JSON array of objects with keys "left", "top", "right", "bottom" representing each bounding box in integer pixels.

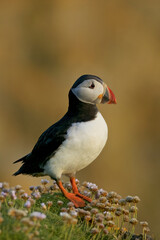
[
  {"left": 13, "top": 170, "right": 21, "bottom": 176},
  {"left": 13, "top": 153, "right": 43, "bottom": 176},
  {"left": 13, "top": 154, "right": 29, "bottom": 164},
  {"left": 13, "top": 154, "right": 30, "bottom": 176}
]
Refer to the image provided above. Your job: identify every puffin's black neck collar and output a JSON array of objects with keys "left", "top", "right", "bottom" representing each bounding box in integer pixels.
[{"left": 67, "top": 90, "right": 98, "bottom": 122}]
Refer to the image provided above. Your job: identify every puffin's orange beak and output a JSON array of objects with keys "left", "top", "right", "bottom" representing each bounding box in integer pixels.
[
  {"left": 107, "top": 87, "right": 117, "bottom": 104},
  {"left": 101, "top": 85, "right": 117, "bottom": 104}
]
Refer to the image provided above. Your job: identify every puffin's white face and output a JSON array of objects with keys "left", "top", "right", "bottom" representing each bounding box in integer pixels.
[{"left": 71, "top": 79, "right": 105, "bottom": 104}]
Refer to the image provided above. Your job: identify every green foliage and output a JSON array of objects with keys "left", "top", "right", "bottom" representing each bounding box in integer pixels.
[
  {"left": 0, "top": 193, "right": 91, "bottom": 240},
  {"left": 0, "top": 181, "right": 152, "bottom": 240}
]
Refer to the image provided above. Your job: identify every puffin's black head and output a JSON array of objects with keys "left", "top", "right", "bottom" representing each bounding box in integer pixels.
[{"left": 71, "top": 74, "right": 116, "bottom": 105}]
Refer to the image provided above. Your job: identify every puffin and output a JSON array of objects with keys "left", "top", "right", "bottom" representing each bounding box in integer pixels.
[{"left": 13, "top": 74, "right": 116, "bottom": 207}]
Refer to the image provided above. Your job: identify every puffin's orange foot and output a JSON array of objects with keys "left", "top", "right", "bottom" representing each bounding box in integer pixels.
[
  {"left": 75, "top": 192, "right": 92, "bottom": 203},
  {"left": 65, "top": 192, "right": 86, "bottom": 208}
]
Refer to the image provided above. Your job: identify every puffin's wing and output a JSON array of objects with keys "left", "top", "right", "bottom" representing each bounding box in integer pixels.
[
  {"left": 13, "top": 113, "right": 72, "bottom": 175},
  {"left": 32, "top": 117, "right": 69, "bottom": 164}
]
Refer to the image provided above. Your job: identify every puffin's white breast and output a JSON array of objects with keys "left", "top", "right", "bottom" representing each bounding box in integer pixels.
[{"left": 44, "top": 112, "right": 108, "bottom": 179}]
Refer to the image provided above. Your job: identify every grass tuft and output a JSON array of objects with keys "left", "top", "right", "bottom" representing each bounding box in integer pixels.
[{"left": 0, "top": 180, "right": 153, "bottom": 240}]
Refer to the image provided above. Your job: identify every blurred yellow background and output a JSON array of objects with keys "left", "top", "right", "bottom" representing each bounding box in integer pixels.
[{"left": 0, "top": 0, "right": 160, "bottom": 237}]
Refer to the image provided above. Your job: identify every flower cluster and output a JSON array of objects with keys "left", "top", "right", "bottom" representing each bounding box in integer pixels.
[
  {"left": 57, "top": 180, "right": 150, "bottom": 239},
  {"left": 0, "top": 179, "right": 151, "bottom": 240},
  {"left": 0, "top": 181, "right": 47, "bottom": 240}
]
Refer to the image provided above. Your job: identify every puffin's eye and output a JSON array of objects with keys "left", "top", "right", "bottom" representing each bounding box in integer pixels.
[{"left": 89, "top": 82, "right": 95, "bottom": 89}]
